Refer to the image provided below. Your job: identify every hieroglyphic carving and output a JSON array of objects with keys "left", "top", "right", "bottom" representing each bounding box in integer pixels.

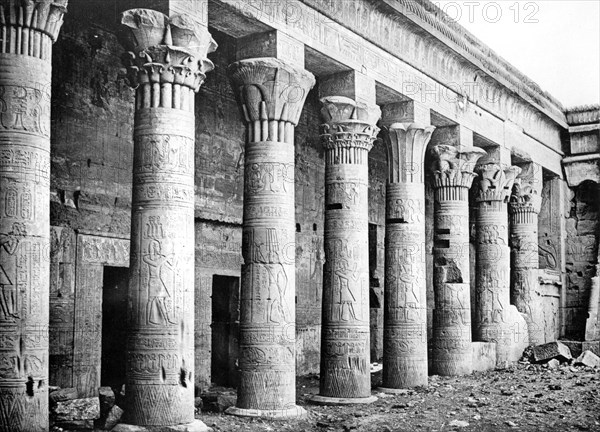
[
  {"left": 227, "top": 58, "right": 314, "bottom": 419},
  {"left": 510, "top": 169, "right": 544, "bottom": 345},
  {"left": 315, "top": 96, "right": 380, "bottom": 403},
  {"left": 0, "top": 2, "right": 67, "bottom": 430},
  {"left": 119, "top": 8, "right": 216, "bottom": 427},
  {"left": 380, "top": 118, "right": 434, "bottom": 390},
  {"left": 473, "top": 163, "right": 521, "bottom": 364},
  {"left": 430, "top": 145, "right": 485, "bottom": 376}
]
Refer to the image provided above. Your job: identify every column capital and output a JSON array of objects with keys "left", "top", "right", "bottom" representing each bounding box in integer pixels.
[
  {"left": 430, "top": 144, "right": 486, "bottom": 193},
  {"left": 320, "top": 96, "right": 380, "bottom": 153},
  {"left": 228, "top": 57, "right": 315, "bottom": 126},
  {"left": 0, "top": 0, "right": 68, "bottom": 41},
  {"left": 474, "top": 163, "right": 521, "bottom": 203},
  {"left": 382, "top": 122, "right": 435, "bottom": 184},
  {"left": 510, "top": 177, "right": 543, "bottom": 215},
  {"left": 120, "top": 8, "right": 217, "bottom": 91}
]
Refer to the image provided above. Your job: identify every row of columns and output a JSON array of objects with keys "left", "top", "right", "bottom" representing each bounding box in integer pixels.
[{"left": 0, "top": 5, "right": 546, "bottom": 430}]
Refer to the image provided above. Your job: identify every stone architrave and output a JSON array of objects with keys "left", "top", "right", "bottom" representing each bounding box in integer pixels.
[
  {"left": 473, "top": 163, "right": 521, "bottom": 364},
  {"left": 118, "top": 9, "right": 216, "bottom": 429},
  {"left": 225, "top": 58, "right": 315, "bottom": 419},
  {"left": 311, "top": 96, "right": 381, "bottom": 404},
  {"left": 379, "top": 110, "right": 434, "bottom": 390},
  {"left": 509, "top": 170, "right": 543, "bottom": 345},
  {"left": 430, "top": 144, "right": 486, "bottom": 376},
  {"left": 0, "top": 2, "right": 68, "bottom": 431}
]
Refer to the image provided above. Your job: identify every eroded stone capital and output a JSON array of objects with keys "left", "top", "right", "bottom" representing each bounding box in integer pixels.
[
  {"left": 383, "top": 122, "right": 435, "bottom": 184},
  {"left": 510, "top": 177, "right": 543, "bottom": 215},
  {"left": 429, "top": 144, "right": 487, "bottom": 190},
  {"left": 120, "top": 8, "right": 217, "bottom": 91},
  {"left": 0, "top": 0, "right": 68, "bottom": 41},
  {"left": 475, "top": 163, "right": 521, "bottom": 203},
  {"left": 227, "top": 57, "right": 316, "bottom": 125},
  {"left": 320, "top": 96, "right": 381, "bottom": 153}
]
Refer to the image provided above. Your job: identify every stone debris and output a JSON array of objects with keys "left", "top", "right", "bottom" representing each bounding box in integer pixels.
[
  {"left": 574, "top": 350, "right": 600, "bottom": 368},
  {"left": 547, "top": 359, "right": 560, "bottom": 369},
  {"left": 49, "top": 387, "right": 78, "bottom": 404},
  {"left": 448, "top": 419, "right": 469, "bottom": 428},
  {"left": 201, "top": 389, "right": 238, "bottom": 413},
  {"left": 103, "top": 404, "right": 124, "bottom": 430},
  {"left": 532, "top": 341, "right": 572, "bottom": 363},
  {"left": 51, "top": 397, "right": 100, "bottom": 422},
  {"left": 98, "top": 386, "right": 116, "bottom": 418}
]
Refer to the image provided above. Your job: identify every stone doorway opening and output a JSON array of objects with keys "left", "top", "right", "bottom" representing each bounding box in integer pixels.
[
  {"left": 211, "top": 275, "right": 239, "bottom": 387},
  {"left": 101, "top": 266, "right": 129, "bottom": 391}
]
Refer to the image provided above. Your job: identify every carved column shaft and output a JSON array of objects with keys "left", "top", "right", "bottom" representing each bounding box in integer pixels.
[
  {"left": 473, "top": 164, "right": 520, "bottom": 363},
  {"left": 0, "top": 1, "right": 67, "bottom": 431},
  {"left": 120, "top": 9, "right": 216, "bottom": 427},
  {"left": 430, "top": 144, "right": 486, "bottom": 376},
  {"left": 315, "top": 97, "right": 380, "bottom": 403},
  {"left": 381, "top": 121, "right": 434, "bottom": 390},
  {"left": 227, "top": 58, "right": 314, "bottom": 418},
  {"left": 509, "top": 176, "right": 542, "bottom": 345}
]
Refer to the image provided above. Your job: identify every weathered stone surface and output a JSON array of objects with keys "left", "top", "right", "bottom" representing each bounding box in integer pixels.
[
  {"left": 430, "top": 144, "right": 486, "bottom": 376},
  {"left": 119, "top": 7, "right": 216, "bottom": 428},
  {"left": 561, "top": 341, "right": 583, "bottom": 358},
  {"left": 51, "top": 397, "right": 100, "bottom": 421},
  {"left": 574, "top": 350, "right": 600, "bottom": 368},
  {"left": 547, "top": 358, "right": 560, "bottom": 369},
  {"left": 99, "top": 386, "right": 116, "bottom": 416},
  {"left": 532, "top": 341, "right": 572, "bottom": 363},
  {"left": 510, "top": 165, "right": 544, "bottom": 346},
  {"left": 0, "top": 1, "right": 68, "bottom": 430},
  {"left": 201, "top": 390, "right": 237, "bottom": 413},
  {"left": 473, "top": 163, "right": 521, "bottom": 365},
  {"left": 49, "top": 387, "right": 79, "bottom": 403},
  {"left": 472, "top": 342, "right": 497, "bottom": 372},
  {"left": 104, "top": 404, "right": 124, "bottom": 430},
  {"left": 225, "top": 58, "right": 314, "bottom": 418},
  {"left": 54, "top": 419, "right": 95, "bottom": 430},
  {"left": 314, "top": 95, "right": 381, "bottom": 403},
  {"left": 582, "top": 341, "right": 600, "bottom": 356},
  {"left": 380, "top": 106, "right": 434, "bottom": 390},
  {"left": 113, "top": 419, "right": 213, "bottom": 431}
]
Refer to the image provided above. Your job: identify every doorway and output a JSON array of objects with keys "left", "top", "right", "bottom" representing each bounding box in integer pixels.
[
  {"left": 211, "top": 275, "right": 239, "bottom": 387},
  {"left": 101, "top": 266, "right": 128, "bottom": 391}
]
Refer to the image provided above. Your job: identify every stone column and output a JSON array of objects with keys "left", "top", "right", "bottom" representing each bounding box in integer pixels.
[
  {"left": 473, "top": 163, "right": 521, "bottom": 364},
  {"left": 117, "top": 9, "right": 216, "bottom": 430},
  {"left": 430, "top": 144, "right": 486, "bottom": 376},
  {"left": 378, "top": 104, "right": 434, "bottom": 390},
  {"left": 225, "top": 58, "right": 315, "bottom": 419},
  {"left": 509, "top": 167, "right": 543, "bottom": 345},
  {"left": 0, "top": 2, "right": 67, "bottom": 431},
  {"left": 311, "top": 95, "right": 380, "bottom": 404}
]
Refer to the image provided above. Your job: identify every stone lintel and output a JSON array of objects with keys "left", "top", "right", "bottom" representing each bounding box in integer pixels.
[
  {"left": 319, "top": 70, "right": 376, "bottom": 106},
  {"left": 477, "top": 145, "right": 511, "bottom": 167},
  {"left": 236, "top": 30, "right": 304, "bottom": 67},
  {"left": 380, "top": 101, "right": 431, "bottom": 126}
]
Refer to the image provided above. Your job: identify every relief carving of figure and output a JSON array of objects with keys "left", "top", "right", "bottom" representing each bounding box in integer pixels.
[
  {"left": 143, "top": 240, "right": 177, "bottom": 326},
  {"left": 334, "top": 258, "right": 359, "bottom": 321},
  {"left": 0, "top": 223, "right": 24, "bottom": 321},
  {"left": 265, "top": 264, "right": 289, "bottom": 324}
]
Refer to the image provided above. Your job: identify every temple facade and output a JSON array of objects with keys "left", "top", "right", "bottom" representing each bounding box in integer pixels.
[{"left": 0, "top": 0, "right": 598, "bottom": 430}]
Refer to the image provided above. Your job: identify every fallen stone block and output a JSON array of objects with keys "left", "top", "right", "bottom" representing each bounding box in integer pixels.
[
  {"left": 53, "top": 419, "right": 95, "bottom": 430},
  {"left": 472, "top": 342, "right": 496, "bottom": 372},
  {"left": 547, "top": 358, "right": 560, "bottom": 369},
  {"left": 51, "top": 397, "right": 100, "bottom": 422},
  {"left": 532, "top": 341, "right": 572, "bottom": 363},
  {"left": 98, "top": 386, "right": 115, "bottom": 417},
  {"left": 200, "top": 390, "right": 237, "bottom": 413},
  {"left": 560, "top": 341, "right": 583, "bottom": 358},
  {"left": 582, "top": 341, "right": 600, "bottom": 356},
  {"left": 574, "top": 350, "right": 600, "bottom": 368},
  {"left": 49, "top": 387, "right": 78, "bottom": 404},
  {"left": 103, "top": 404, "right": 124, "bottom": 430}
]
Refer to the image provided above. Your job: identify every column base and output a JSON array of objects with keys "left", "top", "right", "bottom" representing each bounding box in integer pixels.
[
  {"left": 376, "top": 387, "right": 412, "bottom": 394},
  {"left": 308, "top": 394, "right": 377, "bottom": 405},
  {"left": 225, "top": 405, "right": 307, "bottom": 420},
  {"left": 112, "top": 420, "right": 212, "bottom": 432}
]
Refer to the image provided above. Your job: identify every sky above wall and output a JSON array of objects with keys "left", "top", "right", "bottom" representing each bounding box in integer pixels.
[{"left": 433, "top": 0, "right": 600, "bottom": 108}]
